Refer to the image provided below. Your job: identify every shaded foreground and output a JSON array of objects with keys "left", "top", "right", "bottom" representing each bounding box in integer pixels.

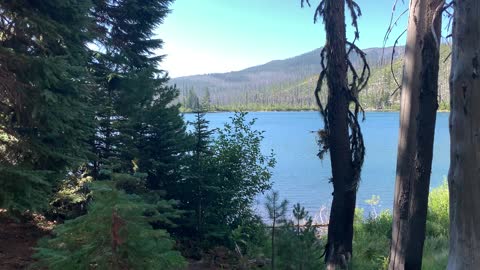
[
  {"left": 0, "top": 182, "right": 449, "bottom": 270},
  {"left": 0, "top": 212, "right": 52, "bottom": 269}
]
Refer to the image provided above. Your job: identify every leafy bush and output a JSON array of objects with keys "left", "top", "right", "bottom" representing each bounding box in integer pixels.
[
  {"left": 352, "top": 209, "right": 391, "bottom": 269},
  {"left": 47, "top": 167, "right": 93, "bottom": 220},
  {"left": 231, "top": 214, "right": 269, "bottom": 259},
  {"left": 426, "top": 180, "right": 449, "bottom": 236},
  {"left": 35, "top": 182, "right": 186, "bottom": 270},
  {"left": 350, "top": 182, "right": 449, "bottom": 270},
  {"left": 252, "top": 198, "right": 325, "bottom": 270},
  {"left": 179, "top": 112, "right": 275, "bottom": 249},
  {"left": 423, "top": 181, "right": 449, "bottom": 270},
  {"left": 274, "top": 220, "right": 324, "bottom": 270}
]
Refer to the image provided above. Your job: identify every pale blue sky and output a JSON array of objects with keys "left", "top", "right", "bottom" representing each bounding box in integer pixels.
[{"left": 157, "top": 0, "right": 410, "bottom": 78}]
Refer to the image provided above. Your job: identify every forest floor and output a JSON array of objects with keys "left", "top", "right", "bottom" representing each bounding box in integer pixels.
[
  {"left": 0, "top": 210, "right": 240, "bottom": 270},
  {"left": 187, "top": 260, "right": 214, "bottom": 270},
  {"left": 0, "top": 210, "right": 216, "bottom": 270},
  {"left": 0, "top": 210, "right": 53, "bottom": 270}
]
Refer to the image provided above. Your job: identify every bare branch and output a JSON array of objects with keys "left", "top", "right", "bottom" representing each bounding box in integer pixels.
[
  {"left": 431, "top": 0, "right": 446, "bottom": 48},
  {"left": 301, "top": 0, "right": 311, "bottom": 8},
  {"left": 390, "top": 28, "right": 407, "bottom": 96}
]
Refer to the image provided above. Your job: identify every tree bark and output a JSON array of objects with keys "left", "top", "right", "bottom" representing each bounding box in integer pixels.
[
  {"left": 323, "top": 0, "right": 356, "bottom": 269},
  {"left": 389, "top": 0, "right": 443, "bottom": 269},
  {"left": 271, "top": 213, "right": 275, "bottom": 270},
  {"left": 447, "top": 0, "right": 480, "bottom": 268}
]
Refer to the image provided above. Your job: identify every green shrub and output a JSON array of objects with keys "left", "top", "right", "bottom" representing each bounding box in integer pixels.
[
  {"left": 47, "top": 167, "right": 92, "bottom": 220},
  {"left": 352, "top": 210, "right": 391, "bottom": 270},
  {"left": 34, "top": 182, "right": 186, "bottom": 270},
  {"left": 422, "top": 236, "right": 449, "bottom": 270},
  {"left": 350, "top": 182, "right": 449, "bottom": 270},
  {"left": 274, "top": 219, "right": 324, "bottom": 270},
  {"left": 423, "top": 181, "right": 449, "bottom": 269},
  {"left": 231, "top": 214, "right": 269, "bottom": 259},
  {"left": 426, "top": 180, "right": 449, "bottom": 237}
]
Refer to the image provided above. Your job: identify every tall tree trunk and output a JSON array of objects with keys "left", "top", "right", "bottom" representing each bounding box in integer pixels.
[
  {"left": 447, "top": 0, "right": 480, "bottom": 268},
  {"left": 271, "top": 213, "right": 276, "bottom": 270},
  {"left": 303, "top": 0, "right": 368, "bottom": 268},
  {"left": 389, "top": 0, "right": 443, "bottom": 269},
  {"left": 323, "top": 0, "right": 356, "bottom": 268}
]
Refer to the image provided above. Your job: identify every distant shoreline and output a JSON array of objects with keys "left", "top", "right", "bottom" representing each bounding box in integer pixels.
[{"left": 181, "top": 108, "right": 450, "bottom": 113}]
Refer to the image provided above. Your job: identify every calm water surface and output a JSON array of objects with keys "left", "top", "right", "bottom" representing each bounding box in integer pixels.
[{"left": 184, "top": 112, "right": 450, "bottom": 219}]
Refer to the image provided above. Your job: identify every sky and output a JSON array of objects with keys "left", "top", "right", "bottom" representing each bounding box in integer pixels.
[{"left": 156, "top": 0, "right": 410, "bottom": 78}]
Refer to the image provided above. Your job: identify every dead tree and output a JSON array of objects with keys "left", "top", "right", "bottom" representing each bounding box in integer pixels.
[
  {"left": 388, "top": 0, "right": 444, "bottom": 269},
  {"left": 447, "top": 0, "right": 480, "bottom": 268},
  {"left": 302, "top": 0, "right": 370, "bottom": 268}
]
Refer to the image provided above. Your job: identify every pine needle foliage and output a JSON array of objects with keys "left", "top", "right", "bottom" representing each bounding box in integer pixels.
[
  {"left": 0, "top": 0, "right": 95, "bottom": 211},
  {"left": 35, "top": 181, "right": 186, "bottom": 270}
]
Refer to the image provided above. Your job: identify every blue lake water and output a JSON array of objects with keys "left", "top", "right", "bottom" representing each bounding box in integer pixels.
[{"left": 183, "top": 111, "right": 450, "bottom": 220}]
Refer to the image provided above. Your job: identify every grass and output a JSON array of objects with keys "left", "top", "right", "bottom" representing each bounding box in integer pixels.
[
  {"left": 350, "top": 181, "right": 449, "bottom": 269},
  {"left": 189, "top": 182, "right": 449, "bottom": 269}
]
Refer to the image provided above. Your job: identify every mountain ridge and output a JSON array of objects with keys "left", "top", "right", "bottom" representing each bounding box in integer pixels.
[{"left": 171, "top": 45, "right": 450, "bottom": 111}]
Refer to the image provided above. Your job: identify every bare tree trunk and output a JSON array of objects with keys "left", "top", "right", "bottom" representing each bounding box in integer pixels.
[
  {"left": 389, "top": 0, "right": 443, "bottom": 269},
  {"left": 302, "top": 1, "right": 369, "bottom": 268},
  {"left": 447, "top": 0, "right": 480, "bottom": 268},
  {"left": 323, "top": 1, "right": 356, "bottom": 269},
  {"left": 271, "top": 212, "right": 276, "bottom": 270}
]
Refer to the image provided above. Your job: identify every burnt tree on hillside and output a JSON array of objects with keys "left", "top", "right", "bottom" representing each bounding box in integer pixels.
[{"left": 302, "top": 0, "right": 370, "bottom": 269}]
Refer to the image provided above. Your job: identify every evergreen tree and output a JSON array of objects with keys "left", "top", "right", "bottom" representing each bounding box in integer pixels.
[
  {"left": 265, "top": 191, "right": 288, "bottom": 270},
  {"left": 185, "top": 88, "right": 200, "bottom": 111},
  {"left": 293, "top": 203, "right": 308, "bottom": 236},
  {"left": 133, "top": 88, "right": 189, "bottom": 190},
  {"left": 201, "top": 88, "right": 211, "bottom": 111},
  {"left": 89, "top": 0, "right": 177, "bottom": 178},
  {"left": 35, "top": 181, "right": 186, "bottom": 270},
  {"left": 0, "top": 0, "right": 95, "bottom": 210},
  {"left": 275, "top": 206, "right": 323, "bottom": 270},
  {"left": 186, "top": 111, "right": 214, "bottom": 238}
]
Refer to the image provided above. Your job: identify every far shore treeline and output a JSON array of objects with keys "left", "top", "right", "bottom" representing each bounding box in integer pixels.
[{"left": 175, "top": 46, "right": 451, "bottom": 112}]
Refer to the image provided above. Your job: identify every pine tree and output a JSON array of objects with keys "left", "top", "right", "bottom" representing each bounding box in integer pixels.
[
  {"left": 0, "top": 0, "right": 95, "bottom": 210},
  {"left": 89, "top": 0, "right": 177, "bottom": 178},
  {"left": 265, "top": 191, "right": 288, "bottom": 270},
  {"left": 35, "top": 181, "right": 186, "bottom": 270},
  {"left": 133, "top": 88, "right": 189, "bottom": 190},
  {"left": 293, "top": 203, "right": 308, "bottom": 236},
  {"left": 185, "top": 88, "right": 200, "bottom": 111},
  {"left": 201, "top": 88, "right": 211, "bottom": 111},
  {"left": 184, "top": 111, "right": 214, "bottom": 238},
  {"left": 275, "top": 205, "right": 323, "bottom": 270}
]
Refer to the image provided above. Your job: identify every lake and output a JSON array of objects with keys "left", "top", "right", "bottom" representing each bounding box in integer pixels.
[{"left": 183, "top": 111, "right": 450, "bottom": 221}]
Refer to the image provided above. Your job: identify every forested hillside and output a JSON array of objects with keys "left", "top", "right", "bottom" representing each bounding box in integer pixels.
[{"left": 173, "top": 46, "right": 451, "bottom": 111}]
